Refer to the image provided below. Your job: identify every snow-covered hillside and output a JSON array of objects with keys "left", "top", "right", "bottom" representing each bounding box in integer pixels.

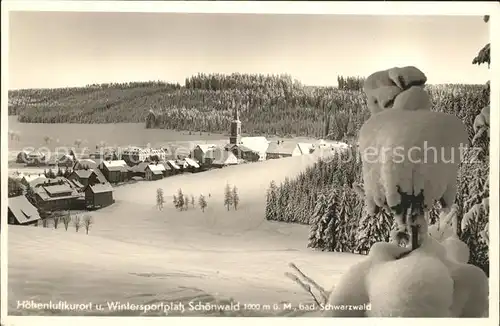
[{"left": 8, "top": 151, "right": 364, "bottom": 317}]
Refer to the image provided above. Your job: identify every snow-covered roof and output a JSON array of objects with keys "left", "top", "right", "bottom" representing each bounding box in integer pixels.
[
  {"left": 101, "top": 160, "right": 128, "bottom": 171},
  {"left": 22, "top": 174, "right": 45, "bottom": 183},
  {"left": 73, "top": 169, "right": 94, "bottom": 179},
  {"left": 212, "top": 151, "right": 238, "bottom": 165},
  {"left": 102, "top": 160, "right": 127, "bottom": 167},
  {"left": 266, "top": 141, "right": 299, "bottom": 155},
  {"left": 167, "top": 160, "right": 181, "bottom": 170},
  {"left": 89, "top": 183, "right": 114, "bottom": 194},
  {"left": 29, "top": 176, "right": 49, "bottom": 188},
  {"left": 296, "top": 143, "right": 315, "bottom": 154},
  {"left": 184, "top": 157, "right": 200, "bottom": 168},
  {"left": 240, "top": 137, "right": 270, "bottom": 153},
  {"left": 147, "top": 164, "right": 166, "bottom": 173},
  {"left": 8, "top": 196, "right": 41, "bottom": 224},
  {"left": 196, "top": 144, "right": 217, "bottom": 153}
]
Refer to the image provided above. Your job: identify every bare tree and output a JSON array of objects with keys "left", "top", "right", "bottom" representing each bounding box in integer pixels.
[
  {"left": 73, "top": 215, "right": 81, "bottom": 232},
  {"left": 74, "top": 139, "right": 82, "bottom": 148},
  {"left": 184, "top": 195, "right": 189, "bottom": 210},
  {"left": 191, "top": 195, "right": 195, "bottom": 208},
  {"left": 83, "top": 215, "right": 93, "bottom": 235},
  {"left": 199, "top": 195, "right": 208, "bottom": 213},
  {"left": 42, "top": 218, "right": 49, "bottom": 228},
  {"left": 156, "top": 188, "right": 165, "bottom": 211},
  {"left": 62, "top": 211, "right": 71, "bottom": 231},
  {"left": 43, "top": 136, "right": 52, "bottom": 144},
  {"left": 53, "top": 213, "right": 60, "bottom": 229}
]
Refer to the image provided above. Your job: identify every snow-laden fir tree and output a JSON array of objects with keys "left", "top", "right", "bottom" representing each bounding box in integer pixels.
[
  {"left": 265, "top": 181, "right": 278, "bottom": 220},
  {"left": 198, "top": 195, "right": 208, "bottom": 212},
  {"left": 176, "top": 189, "right": 185, "bottom": 210},
  {"left": 224, "top": 183, "right": 233, "bottom": 211}
]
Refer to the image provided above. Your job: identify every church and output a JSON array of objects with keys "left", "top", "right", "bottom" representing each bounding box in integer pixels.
[{"left": 224, "top": 103, "right": 270, "bottom": 162}]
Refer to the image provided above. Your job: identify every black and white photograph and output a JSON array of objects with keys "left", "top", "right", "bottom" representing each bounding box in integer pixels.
[{"left": 1, "top": 1, "right": 498, "bottom": 323}]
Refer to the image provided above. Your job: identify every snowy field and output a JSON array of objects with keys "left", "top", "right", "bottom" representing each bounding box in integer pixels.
[{"left": 8, "top": 151, "right": 364, "bottom": 317}]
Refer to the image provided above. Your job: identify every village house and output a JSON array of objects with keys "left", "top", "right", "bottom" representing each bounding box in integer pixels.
[
  {"left": 33, "top": 179, "right": 83, "bottom": 212},
  {"left": 192, "top": 144, "right": 218, "bottom": 165},
  {"left": 20, "top": 174, "right": 46, "bottom": 187},
  {"left": 128, "top": 161, "right": 150, "bottom": 178},
  {"left": 98, "top": 160, "right": 129, "bottom": 184},
  {"left": 47, "top": 153, "right": 75, "bottom": 167},
  {"left": 145, "top": 164, "right": 165, "bottom": 181},
  {"left": 84, "top": 183, "right": 114, "bottom": 210},
  {"left": 8, "top": 195, "right": 42, "bottom": 226},
  {"left": 166, "top": 160, "right": 182, "bottom": 174},
  {"left": 29, "top": 176, "right": 57, "bottom": 189},
  {"left": 183, "top": 157, "right": 201, "bottom": 173},
  {"left": 68, "top": 169, "right": 108, "bottom": 188},
  {"left": 121, "top": 146, "right": 166, "bottom": 166},
  {"left": 225, "top": 136, "right": 270, "bottom": 162},
  {"left": 266, "top": 141, "right": 303, "bottom": 159},
  {"left": 156, "top": 161, "right": 173, "bottom": 177},
  {"left": 209, "top": 149, "right": 239, "bottom": 168}
]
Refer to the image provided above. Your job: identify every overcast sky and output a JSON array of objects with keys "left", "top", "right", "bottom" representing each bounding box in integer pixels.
[{"left": 8, "top": 12, "right": 490, "bottom": 89}]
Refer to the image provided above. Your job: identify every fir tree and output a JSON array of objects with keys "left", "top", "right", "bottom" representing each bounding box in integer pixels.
[
  {"left": 199, "top": 195, "right": 208, "bottom": 212},
  {"left": 265, "top": 181, "right": 278, "bottom": 220},
  {"left": 156, "top": 188, "right": 165, "bottom": 211},
  {"left": 232, "top": 186, "right": 240, "bottom": 210},
  {"left": 224, "top": 183, "right": 233, "bottom": 211},
  {"left": 176, "top": 189, "right": 185, "bottom": 210},
  {"left": 307, "top": 192, "right": 329, "bottom": 249}
]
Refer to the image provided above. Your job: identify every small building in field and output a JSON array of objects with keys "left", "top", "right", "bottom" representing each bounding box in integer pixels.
[
  {"left": 266, "top": 141, "right": 302, "bottom": 159},
  {"left": 192, "top": 144, "right": 218, "bottom": 165},
  {"left": 145, "top": 164, "right": 165, "bottom": 181},
  {"left": 98, "top": 160, "right": 129, "bottom": 184},
  {"left": 8, "top": 195, "right": 42, "bottom": 226},
  {"left": 84, "top": 183, "right": 114, "bottom": 210}
]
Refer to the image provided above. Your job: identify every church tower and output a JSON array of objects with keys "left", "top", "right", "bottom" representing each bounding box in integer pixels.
[{"left": 229, "top": 102, "right": 242, "bottom": 145}]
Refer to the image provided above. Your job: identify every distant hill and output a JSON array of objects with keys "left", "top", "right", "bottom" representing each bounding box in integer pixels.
[{"left": 8, "top": 73, "right": 486, "bottom": 141}]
